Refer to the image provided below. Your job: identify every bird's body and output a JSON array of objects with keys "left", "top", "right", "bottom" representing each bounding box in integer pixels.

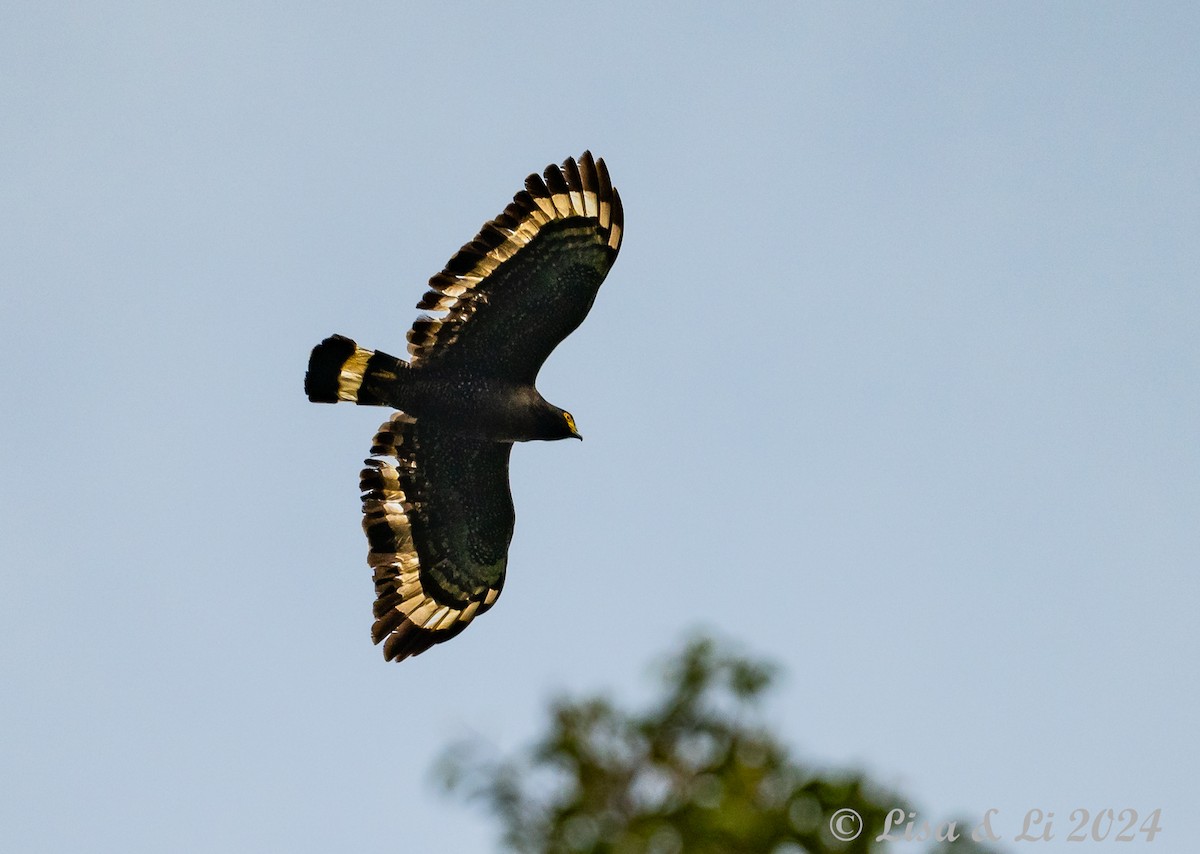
[
  {"left": 308, "top": 340, "right": 573, "bottom": 441},
  {"left": 305, "top": 152, "right": 622, "bottom": 661}
]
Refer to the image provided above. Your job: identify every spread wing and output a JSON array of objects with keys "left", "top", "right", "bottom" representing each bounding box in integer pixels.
[
  {"left": 406, "top": 151, "right": 623, "bottom": 384},
  {"left": 360, "top": 413, "right": 514, "bottom": 662}
]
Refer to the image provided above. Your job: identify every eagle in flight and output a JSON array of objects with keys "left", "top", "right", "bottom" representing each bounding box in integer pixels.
[{"left": 305, "top": 152, "right": 623, "bottom": 662}]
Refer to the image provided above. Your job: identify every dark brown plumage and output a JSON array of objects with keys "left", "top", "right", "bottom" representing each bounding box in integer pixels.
[{"left": 305, "top": 152, "right": 622, "bottom": 661}]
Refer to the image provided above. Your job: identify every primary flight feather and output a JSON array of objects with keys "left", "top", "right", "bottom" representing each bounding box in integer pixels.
[{"left": 305, "top": 152, "right": 623, "bottom": 662}]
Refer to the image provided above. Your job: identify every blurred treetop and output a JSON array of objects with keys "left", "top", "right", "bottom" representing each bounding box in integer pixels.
[{"left": 439, "top": 634, "right": 1003, "bottom": 854}]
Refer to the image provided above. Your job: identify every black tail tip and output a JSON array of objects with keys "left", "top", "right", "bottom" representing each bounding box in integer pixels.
[{"left": 305, "top": 334, "right": 357, "bottom": 402}]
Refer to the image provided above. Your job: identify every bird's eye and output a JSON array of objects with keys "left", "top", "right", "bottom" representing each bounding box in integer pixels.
[{"left": 563, "top": 412, "right": 577, "bottom": 432}]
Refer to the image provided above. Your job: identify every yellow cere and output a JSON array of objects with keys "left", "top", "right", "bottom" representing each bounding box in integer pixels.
[{"left": 563, "top": 412, "right": 578, "bottom": 434}]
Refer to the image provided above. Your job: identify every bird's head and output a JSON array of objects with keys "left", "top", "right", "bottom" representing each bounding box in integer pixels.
[{"left": 538, "top": 405, "right": 582, "bottom": 441}]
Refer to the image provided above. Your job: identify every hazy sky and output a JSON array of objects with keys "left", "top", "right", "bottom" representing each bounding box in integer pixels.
[{"left": 3, "top": 3, "right": 1197, "bottom": 852}]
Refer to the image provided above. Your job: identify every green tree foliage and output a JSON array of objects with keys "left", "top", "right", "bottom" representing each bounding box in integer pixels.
[{"left": 439, "top": 634, "right": 1002, "bottom": 853}]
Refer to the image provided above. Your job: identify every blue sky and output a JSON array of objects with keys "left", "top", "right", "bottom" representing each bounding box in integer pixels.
[{"left": 2, "top": 3, "right": 1197, "bottom": 852}]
